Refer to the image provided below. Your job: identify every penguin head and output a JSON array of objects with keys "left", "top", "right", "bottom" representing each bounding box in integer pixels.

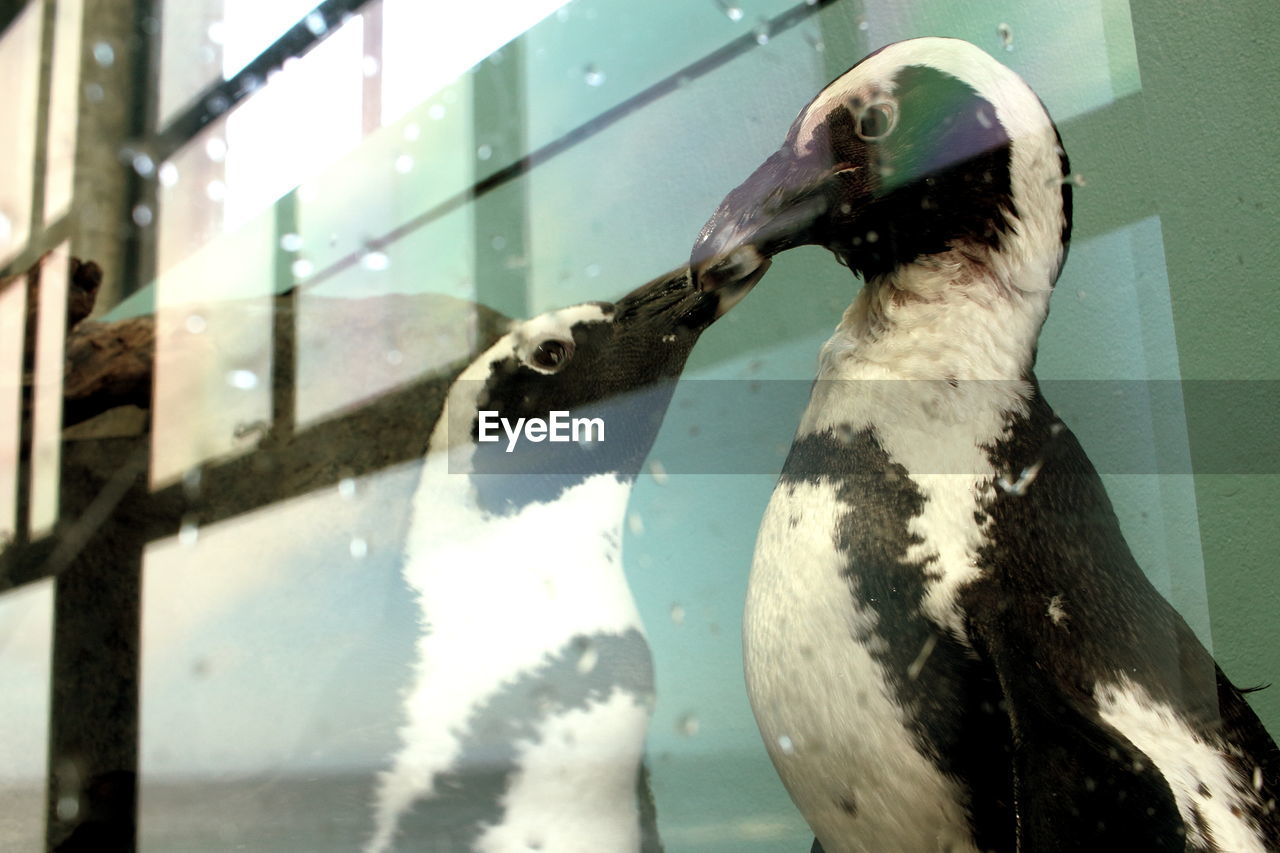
[
  {"left": 438, "top": 266, "right": 760, "bottom": 514},
  {"left": 690, "top": 37, "right": 1072, "bottom": 300}
]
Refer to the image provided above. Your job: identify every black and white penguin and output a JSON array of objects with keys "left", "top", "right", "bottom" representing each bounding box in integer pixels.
[
  {"left": 365, "top": 267, "right": 761, "bottom": 852},
  {"left": 689, "top": 37, "right": 1279, "bottom": 852}
]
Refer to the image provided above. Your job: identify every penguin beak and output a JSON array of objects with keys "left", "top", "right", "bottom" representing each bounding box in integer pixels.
[
  {"left": 690, "top": 147, "right": 872, "bottom": 294},
  {"left": 612, "top": 260, "right": 773, "bottom": 335}
]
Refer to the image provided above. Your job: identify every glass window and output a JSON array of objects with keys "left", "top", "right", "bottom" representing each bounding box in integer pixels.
[
  {"left": 3, "top": 0, "right": 1278, "bottom": 850},
  {"left": 0, "top": 1, "right": 41, "bottom": 266},
  {"left": 0, "top": 579, "right": 54, "bottom": 852}
]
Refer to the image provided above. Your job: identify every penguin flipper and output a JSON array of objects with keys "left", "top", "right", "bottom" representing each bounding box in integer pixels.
[{"left": 964, "top": 608, "right": 1188, "bottom": 850}]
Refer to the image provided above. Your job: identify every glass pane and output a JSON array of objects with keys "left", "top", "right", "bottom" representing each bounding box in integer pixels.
[
  {"left": 0, "top": 578, "right": 54, "bottom": 852},
  {"left": 0, "top": 278, "right": 23, "bottom": 546},
  {"left": 156, "top": 0, "right": 321, "bottom": 125},
  {"left": 138, "top": 466, "right": 421, "bottom": 852},
  {"left": 294, "top": 205, "right": 477, "bottom": 427},
  {"left": 63, "top": 0, "right": 1280, "bottom": 850},
  {"left": 380, "top": 0, "right": 569, "bottom": 126},
  {"left": 151, "top": 212, "right": 274, "bottom": 487},
  {"left": 0, "top": 1, "right": 41, "bottom": 266},
  {"left": 156, "top": 13, "right": 365, "bottom": 277},
  {"left": 29, "top": 250, "right": 70, "bottom": 538},
  {"left": 43, "top": 0, "right": 84, "bottom": 224}
]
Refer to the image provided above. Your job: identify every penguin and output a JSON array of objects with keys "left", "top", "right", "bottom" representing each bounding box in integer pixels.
[
  {"left": 364, "top": 265, "right": 763, "bottom": 853},
  {"left": 688, "top": 37, "right": 1280, "bottom": 852}
]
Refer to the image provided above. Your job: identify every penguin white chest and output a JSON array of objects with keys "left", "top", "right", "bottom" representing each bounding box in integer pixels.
[{"left": 743, "top": 479, "right": 978, "bottom": 853}]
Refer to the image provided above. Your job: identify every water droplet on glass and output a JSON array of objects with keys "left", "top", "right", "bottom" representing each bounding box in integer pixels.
[
  {"left": 585, "top": 263, "right": 601, "bottom": 278},
  {"left": 385, "top": 348, "right": 404, "bottom": 365},
  {"left": 717, "top": 0, "right": 744, "bottom": 22},
  {"left": 555, "top": 5, "right": 570, "bottom": 21},
  {"left": 280, "top": 232, "right": 303, "bottom": 252},
  {"left": 491, "top": 235, "right": 506, "bottom": 251},
  {"left": 304, "top": 11, "right": 327, "bottom": 36},
  {"left": 132, "top": 153, "right": 155, "bottom": 177},
  {"left": 205, "top": 137, "right": 227, "bottom": 162},
  {"left": 337, "top": 477, "right": 357, "bottom": 499},
  {"left": 428, "top": 103, "right": 445, "bottom": 120},
  {"left": 753, "top": 20, "right": 771, "bottom": 45},
  {"left": 804, "top": 31, "right": 825, "bottom": 52},
  {"left": 649, "top": 460, "right": 669, "bottom": 485},
  {"left": 777, "top": 734, "right": 796, "bottom": 754},
  {"left": 362, "top": 55, "right": 379, "bottom": 77},
  {"left": 92, "top": 41, "right": 115, "bottom": 67},
  {"left": 1255, "top": 766, "right": 1265, "bottom": 792},
  {"left": 477, "top": 143, "right": 493, "bottom": 161},
  {"left": 670, "top": 603, "right": 685, "bottom": 625},
  {"left": 865, "top": 230, "right": 879, "bottom": 244},
  {"left": 1068, "top": 173, "right": 1086, "bottom": 187},
  {"left": 394, "top": 154, "right": 413, "bottom": 174},
  {"left": 207, "top": 93, "right": 230, "bottom": 115},
  {"left": 997, "top": 22, "right": 1013, "bottom": 51},
  {"left": 857, "top": 17, "right": 870, "bottom": 32},
  {"left": 583, "top": 64, "right": 605, "bottom": 86},
  {"left": 207, "top": 21, "right": 226, "bottom": 45},
  {"left": 291, "top": 258, "right": 314, "bottom": 278},
  {"left": 996, "top": 459, "right": 1043, "bottom": 496},
  {"left": 906, "top": 633, "right": 938, "bottom": 680},
  {"left": 179, "top": 518, "right": 199, "bottom": 546},
  {"left": 131, "top": 204, "right": 153, "bottom": 227},
  {"left": 56, "top": 795, "right": 80, "bottom": 821},
  {"left": 361, "top": 249, "right": 390, "bottom": 271},
  {"left": 84, "top": 83, "right": 104, "bottom": 103},
  {"left": 227, "top": 369, "right": 259, "bottom": 390},
  {"left": 158, "top": 161, "right": 179, "bottom": 187},
  {"left": 676, "top": 713, "right": 700, "bottom": 736},
  {"left": 182, "top": 466, "right": 203, "bottom": 499},
  {"left": 627, "top": 513, "right": 644, "bottom": 536},
  {"left": 184, "top": 314, "right": 207, "bottom": 334},
  {"left": 349, "top": 537, "right": 369, "bottom": 559},
  {"left": 205, "top": 180, "right": 226, "bottom": 202}
]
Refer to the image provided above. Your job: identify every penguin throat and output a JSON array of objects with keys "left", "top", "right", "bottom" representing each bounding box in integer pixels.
[{"left": 827, "top": 251, "right": 1050, "bottom": 384}]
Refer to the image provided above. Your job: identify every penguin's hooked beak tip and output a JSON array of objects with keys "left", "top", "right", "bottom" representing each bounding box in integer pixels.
[
  {"left": 708, "top": 253, "right": 771, "bottom": 318},
  {"left": 692, "top": 244, "right": 770, "bottom": 295}
]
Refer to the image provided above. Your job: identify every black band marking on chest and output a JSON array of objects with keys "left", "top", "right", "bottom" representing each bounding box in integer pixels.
[
  {"left": 387, "top": 629, "right": 657, "bottom": 852},
  {"left": 781, "top": 428, "right": 1014, "bottom": 846}
]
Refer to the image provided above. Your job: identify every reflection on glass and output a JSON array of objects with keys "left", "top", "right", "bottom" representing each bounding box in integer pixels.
[
  {"left": 380, "top": 0, "right": 569, "bottom": 126},
  {"left": 0, "top": 2, "right": 41, "bottom": 266},
  {"left": 293, "top": 77, "right": 471, "bottom": 276},
  {"left": 30, "top": 250, "right": 69, "bottom": 538},
  {"left": 0, "top": 578, "right": 54, "bottom": 852},
  {"left": 157, "top": 0, "right": 321, "bottom": 125},
  {"left": 43, "top": 0, "right": 85, "bottom": 224},
  {"left": 0, "top": 278, "right": 24, "bottom": 545},
  {"left": 156, "top": 14, "right": 364, "bottom": 277},
  {"left": 295, "top": 208, "right": 476, "bottom": 427},
  {"left": 223, "top": 14, "right": 363, "bottom": 231},
  {"left": 151, "top": 213, "right": 273, "bottom": 487},
  {"left": 138, "top": 465, "right": 420, "bottom": 852}
]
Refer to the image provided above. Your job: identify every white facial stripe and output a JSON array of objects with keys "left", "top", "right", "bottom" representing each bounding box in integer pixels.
[
  {"left": 798, "top": 38, "right": 1053, "bottom": 152},
  {"left": 514, "top": 303, "right": 613, "bottom": 371}
]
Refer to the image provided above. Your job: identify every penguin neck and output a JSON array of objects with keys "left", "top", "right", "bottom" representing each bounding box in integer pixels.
[
  {"left": 798, "top": 253, "right": 1049, "bottom": 462},
  {"left": 822, "top": 250, "right": 1052, "bottom": 384}
]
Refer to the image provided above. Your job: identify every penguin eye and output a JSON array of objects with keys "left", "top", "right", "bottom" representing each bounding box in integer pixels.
[
  {"left": 856, "top": 102, "right": 896, "bottom": 142},
  {"left": 529, "top": 338, "right": 574, "bottom": 371}
]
